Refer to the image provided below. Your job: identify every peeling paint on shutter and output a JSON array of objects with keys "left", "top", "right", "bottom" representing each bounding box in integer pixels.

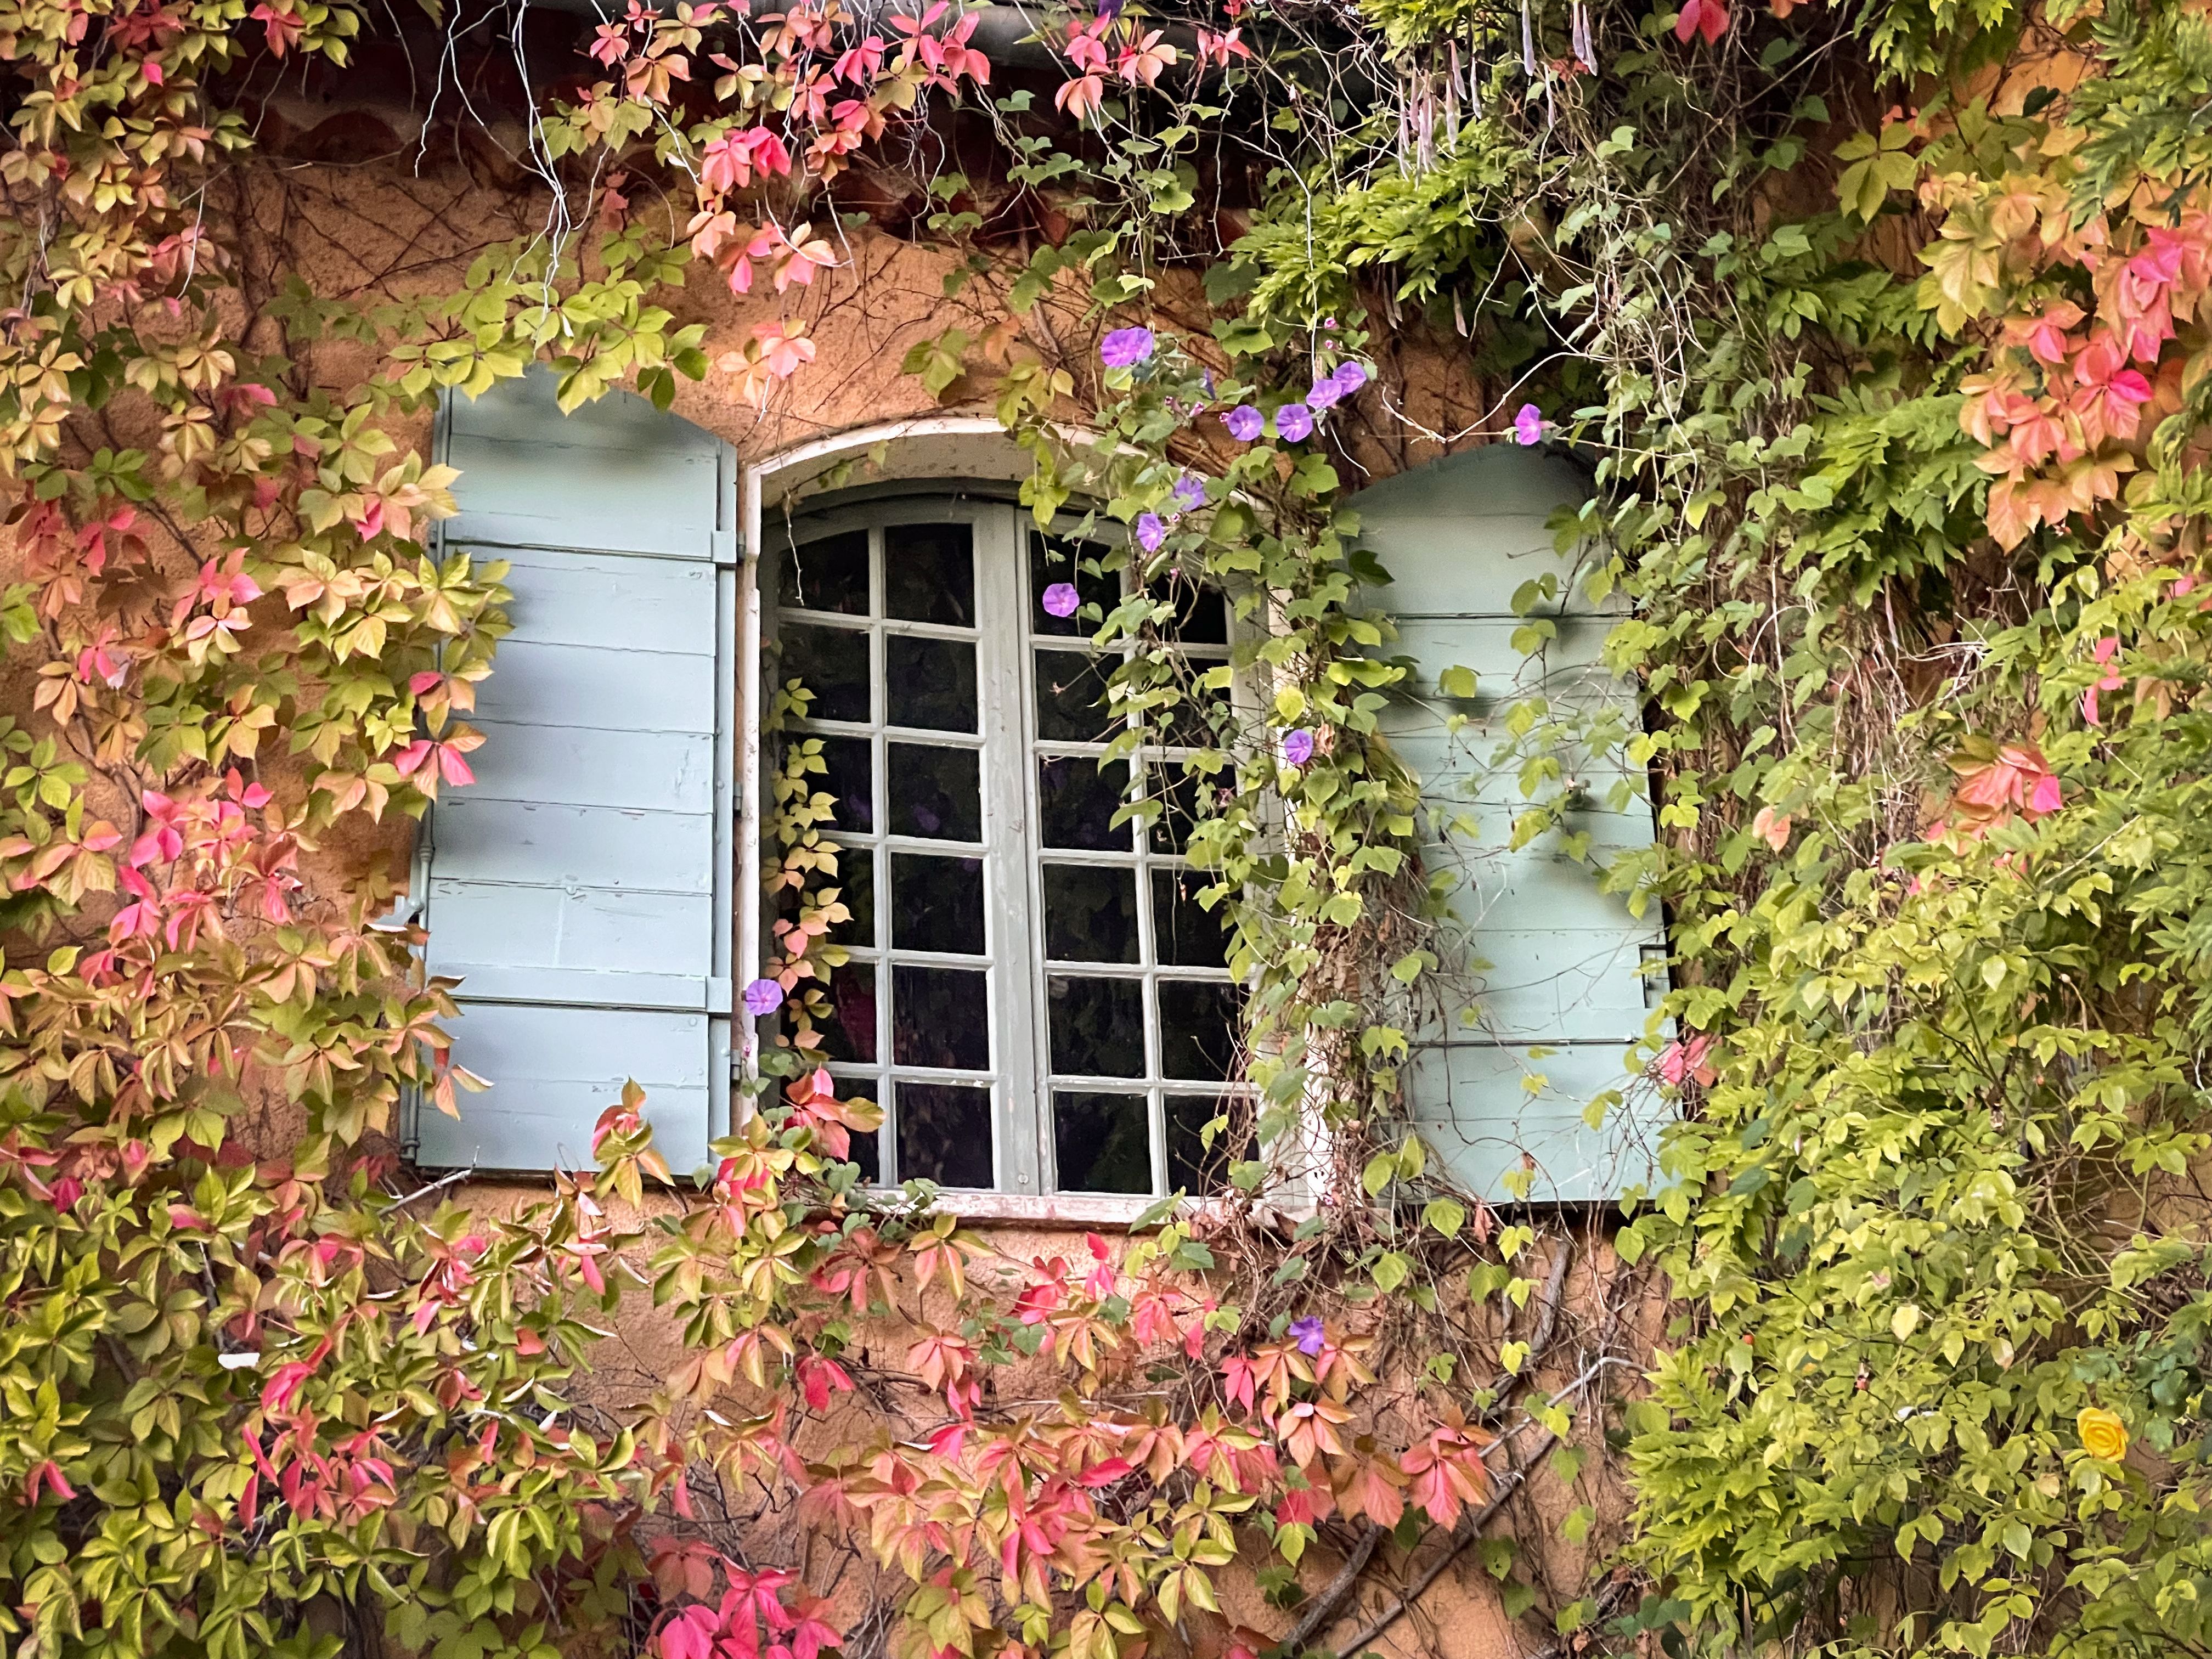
[
  {"left": 413, "top": 369, "right": 736, "bottom": 1176},
  {"left": 1356, "top": 444, "right": 1666, "bottom": 1202}
]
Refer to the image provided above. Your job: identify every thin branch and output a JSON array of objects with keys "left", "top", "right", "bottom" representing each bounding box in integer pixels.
[
  {"left": 1279, "top": 1522, "right": 1385, "bottom": 1654},
  {"left": 1325, "top": 1441, "right": 1551, "bottom": 1659}
]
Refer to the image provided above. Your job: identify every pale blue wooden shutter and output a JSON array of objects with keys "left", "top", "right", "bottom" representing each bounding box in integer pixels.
[
  {"left": 1357, "top": 445, "right": 1664, "bottom": 1202},
  {"left": 413, "top": 369, "right": 737, "bottom": 1175}
]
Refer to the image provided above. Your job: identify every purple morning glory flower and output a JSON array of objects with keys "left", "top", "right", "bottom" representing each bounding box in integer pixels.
[
  {"left": 1513, "top": 402, "right": 1547, "bottom": 445},
  {"left": 1276, "top": 403, "right": 1313, "bottom": 442},
  {"left": 1100, "top": 326, "right": 1155, "bottom": 368},
  {"left": 1307, "top": 374, "right": 1343, "bottom": 411},
  {"left": 743, "top": 978, "right": 783, "bottom": 1017},
  {"left": 1222, "top": 404, "right": 1263, "bottom": 442},
  {"left": 1173, "top": 474, "right": 1207, "bottom": 512},
  {"left": 1042, "top": 582, "right": 1081, "bottom": 618},
  {"left": 1332, "top": 361, "right": 1368, "bottom": 397},
  {"left": 1282, "top": 729, "right": 1315, "bottom": 768},
  {"left": 1136, "top": 512, "right": 1166, "bottom": 552},
  {"left": 1288, "top": 1316, "right": 1326, "bottom": 1356}
]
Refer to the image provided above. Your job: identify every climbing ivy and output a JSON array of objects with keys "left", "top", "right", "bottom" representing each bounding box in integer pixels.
[{"left": 8, "top": 0, "right": 2212, "bottom": 1650}]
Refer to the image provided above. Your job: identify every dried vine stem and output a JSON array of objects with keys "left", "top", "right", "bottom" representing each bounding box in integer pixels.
[
  {"left": 1328, "top": 1433, "right": 1555, "bottom": 1659},
  {"left": 1279, "top": 1522, "right": 1386, "bottom": 1654},
  {"left": 1286, "top": 1237, "right": 1576, "bottom": 1653}
]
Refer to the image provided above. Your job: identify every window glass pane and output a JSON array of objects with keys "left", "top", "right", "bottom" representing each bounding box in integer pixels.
[
  {"left": 893, "top": 967, "right": 991, "bottom": 1069},
  {"left": 1043, "top": 864, "right": 1138, "bottom": 962},
  {"left": 781, "top": 531, "right": 870, "bottom": 615},
  {"left": 824, "top": 842, "right": 873, "bottom": 944},
  {"left": 1166, "top": 1093, "right": 1248, "bottom": 1193},
  {"left": 848, "top": 1115, "right": 882, "bottom": 1183},
  {"left": 1159, "top": 980, "right": 1241, "bottom": 1081},
  {"left": 898, "top": 1082, "right": 994, "bottom": 1186},
  {"left": 889, "top": 637, "right": 978, "bottom": 734},
  {"left": 889, "top": 743, "right": 981, "bottom": 841},
  {"left": 781, "top": 623, "right": 870, "bottom": 723},
  {"left": 890, "top": 853, "right": 984, "bottom": 953},
  {"left": 1153, "top": 868, "right": 1229, "bottom": 967},
  {"left": 1143, "top": 763, "right": 1209, "bottom": 855},
  {"left": 885, "top": 523, "right": 975, "bottom": 626},
  {"left": 1031, "top": 532, "right": 1118, "bottom": 637},
  {"left": 1048, "top": 975, "right": 1144, "bottom": 1077},
  {"left": 1164, "top": 669, "right": 1234, "bottom": 749},
  {"left": 1035, "top": 650, "right": 1118, "bottom": 743},
  {"left": 1039, "top": 756, "right": 1131, "bottom": 850},
  {"left": 1149, "top": 575, "right": 1230, "bottom": 645},
  {"left": 816, "top": 962, "right": 879, "bottom": 1063},
  {"left": 886, "top": 635, "right": 977, "bottom": 732},
  {"left": 810, "top": 735, "right": 874, "bottom": 832},
  {"left": 1054, "top": 1092, "right": 1152, "bottom": 1194}
]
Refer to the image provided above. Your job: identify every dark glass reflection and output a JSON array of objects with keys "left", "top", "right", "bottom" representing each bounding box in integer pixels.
[
  {"left": 780, "top": 623, "right": 870, "bottom": 723},
  {"left": 889, "top": 853, "right": 984, "bottom": 953},
  {"left": 1048, "top": 975, "right": 1144, "bottom": 1077},
  {"left": 781, "top": 531, "right": 870, "bottom": 615},
  {"left": 889, "top": 744, "right": 981, "bottom": 842},
  {"left": 1159, "top": 980, "right": 1241, "bottom": 1081},
  {"left": 1152, "top": 868, "right": 1229, "bottom": 967},
  {"left": 1164, "top": 669, "right": 1234, "bottom": 749},
  {"left": 849, "top": 1115, "right": 882, "bottom": 1183},
  {"left": 1042, "top": 864, "right": 1138, "bottom": 962},
  {"left": 1148, "top": 576, "right": 1230, "bottom": 645},
  {"left": 1143, "top": 764, "right": 1209, "bottom": 855},
  {"left": 1054, "top": 1092, "right": 1152, "bottom": 1194},
  {"left": 817, "top": 963, "right": 879, "bottom": 1064},
  {"left": 886, "top": 635, "right": 978, "bottom": 733},
  {"left": 897, "top": 1082, "right": 994, "bottom": 1187},
  {"left": 892, "top": 966, "right": 991, "bottom": 1070},
  {"left": 1166, "top": 1093, "right": 1249, "bottom": 1194},
  {"left": 824, "top": 841, "right": 873, "bottom": 945},
  {"left": 1030, "top": 532, "right": 1119, "bottom": 637},
  {"left": 1035, "top": 650, "right": 1117, "bottom": 743},
  {"left": 885, "top": 523, "right": 975, "bottom": 626},
  {"left": 1039, "top": 757, "right": 1131, "bottom": 851},
  {"left": 811, "top": 735, "right": 873, "bottom": 832}
]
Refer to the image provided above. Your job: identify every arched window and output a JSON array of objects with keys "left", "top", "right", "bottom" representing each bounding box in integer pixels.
[{"left": 764, "top": 492, "right": 1244, "bottom": 1197}]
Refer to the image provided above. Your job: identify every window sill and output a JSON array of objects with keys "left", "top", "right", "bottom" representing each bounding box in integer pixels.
[
  {"left": 922, "top": 1189, "right": 1302, "bottom": 1230},
  {"left": 926, "top": 1190, "right": 1178, "bottom": 1228}
]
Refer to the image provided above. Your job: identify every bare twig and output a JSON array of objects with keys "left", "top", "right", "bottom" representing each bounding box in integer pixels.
[
  {"left": 1325, "top": 1442, "right": 1551, "bottom": 1658},
  {"left": 1279, "top": 1522, "right": 1385, "bottom": 1654},
  {"left": 1522, "top": 1577, "right": 1644, "bottom": 1659}
]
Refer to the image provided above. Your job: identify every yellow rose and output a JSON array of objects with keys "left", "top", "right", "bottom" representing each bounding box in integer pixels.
[{"left": 2078, "top": 1406, "right": 2129, "bottom": 1462}]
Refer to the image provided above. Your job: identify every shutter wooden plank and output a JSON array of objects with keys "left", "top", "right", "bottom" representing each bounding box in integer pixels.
[
  {"left": 470, "top": 640, "right": 717, "bottom": 732},
  {"left": 1355, "top": 443, "right": 1665, "bottom": 1203},
  {"left": 462, "top": 725, "right": 715, "bottom": 815},
  {"left": 445, "top": 372, "right": 725, "bottom": 560},
  {"left": 468, "top": 549, "right": 723, "bottom": 652},
  {"left": 427, "top": 881, "right": 713, "bottom": 981},
  {"left": 425, "top": 799, "right": 710, "bottom": 889},
  {"left": 1405, "top": 1042, "right": 1657, "bottom": 1201},
  {"left": 423, "top": 1003, "right": 713, "bottom": 1174},
  {"left": 416, "top": 368, "right": 735, "bottom": 1176}
]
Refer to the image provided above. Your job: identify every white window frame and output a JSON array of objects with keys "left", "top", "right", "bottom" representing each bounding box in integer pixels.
[{"left": 738, "top": 420, "right": 1261, "bottom": 1222}]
